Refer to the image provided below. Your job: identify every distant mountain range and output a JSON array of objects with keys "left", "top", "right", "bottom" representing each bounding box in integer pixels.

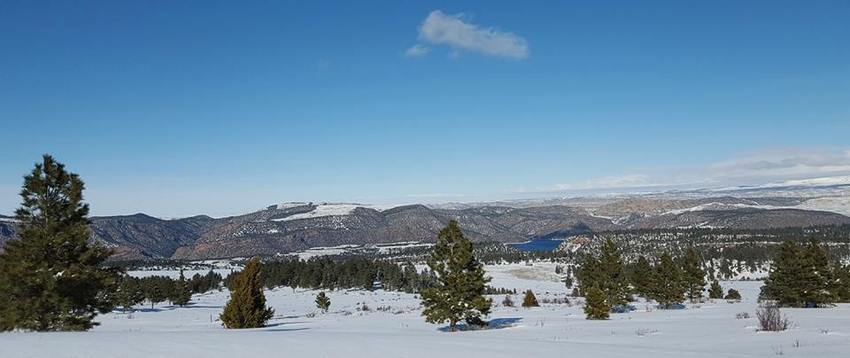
[
  {"left": 2, "top": 199, "right": 850, "bottom": 261},
  {"left": 1, "top": 177, "right": 849, "bottom": 260}
]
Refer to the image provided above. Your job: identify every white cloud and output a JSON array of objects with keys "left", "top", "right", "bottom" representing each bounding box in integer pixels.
[
  {"left": 403, "top": 44, "right": 431, "bottom": 58},
  {"left": 546, "top": 147, "right": 850, "bottom": 193},
  {"left": 411, "top": 10, "right": 529, "bottom": 60},
  {"left": 554, "top": 175, "right": 658, "bottom": 191}
]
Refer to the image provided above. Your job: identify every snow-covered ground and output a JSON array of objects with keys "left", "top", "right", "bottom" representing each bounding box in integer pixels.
[{"left": 3, "top": 264, "right": 850, "bottom": 357}]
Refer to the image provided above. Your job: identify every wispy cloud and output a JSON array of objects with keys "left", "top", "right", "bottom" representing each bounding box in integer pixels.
[
  {"left": 406, "top": 10, "right": 529, "bottom": 60},
  {"left": 403, "top": 44, "right": 431, "bottom": 58},
  {"left": 542, "top": 147, "right": 850, "bottom": 193},
  {"left": 554, "top": 175, "right": 658, "bottom": 191}
]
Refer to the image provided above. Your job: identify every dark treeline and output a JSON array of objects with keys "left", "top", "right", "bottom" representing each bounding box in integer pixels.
[
  {"left": 242, "top": 257, "right": 436, "bottom": 293},
  {"left": 114, "top": 270, "right": 224, "bottom": 311}
]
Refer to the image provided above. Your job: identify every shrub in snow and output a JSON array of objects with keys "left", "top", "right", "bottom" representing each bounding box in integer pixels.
[
  {"left": 610, "top": 304, "right": 636, "bottom": 314},
  {"left": 502, "top": 295, "right": 514, "bottom": 307},
  {"left": 725, "top": 289, "right": 742, "bottom": 300},
  {"left": 735, "top": 312, "right": 750, "bottom": 319},
  {"left": 756, "top": 304, "right": 791, "bottom": 332},
  {"left": 656, "top": 303, "right": 686, "bottom": 310}
]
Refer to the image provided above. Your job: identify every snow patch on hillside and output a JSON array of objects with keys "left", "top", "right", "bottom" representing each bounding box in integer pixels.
[
  {"left": 272, "top": 204, "right": 363, "bottom": 221},
  {"left": 665, "top": 202, "right": 786, "bottom": 215}
]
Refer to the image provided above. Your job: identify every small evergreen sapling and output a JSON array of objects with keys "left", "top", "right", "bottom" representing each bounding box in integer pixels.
[
  {"left": 315, "top": 292, "right": 331, "bottom": 313},
  {"left": 708, "top": 280, "right": 724, "bottom": 299},
  {"left": 220, "top": 257, "right": 274, "bottom": 329},
  {"left": 522, "top": 290, "right": 539, "bottom": 308}
]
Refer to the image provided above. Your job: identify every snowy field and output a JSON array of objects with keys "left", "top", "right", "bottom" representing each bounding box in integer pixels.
[{"left": 3, "top": 263, "right": 850, "bottom": 357}]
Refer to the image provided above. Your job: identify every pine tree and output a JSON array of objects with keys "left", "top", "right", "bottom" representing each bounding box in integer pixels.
[
  {"left": 576, "top": 239, "right": 629, "bottom": 306},
  {"left": 834, "top": 264, "right": 850, "bottom": 302},
  {"left": 760, "top": 240, "right": 838, "bottom": 307},
  {"left": 800, "top": 239, "right": 836, "bottom": 306},
  {"left": 681, "top": 248, "right": 706, "bottom": 303},
  {"left": 171, "top": 270, "right": 192, "bottom": 307},
  {"left": 708, "top": 280, "right": 724, "bottom": 299},
  {"left": 142, "top": 276, "right": 170, "bottom": 310},
  {"left": 584, "top": 284, "right": 610, "bottom": 320},
  {"left": 0, "top": 155, "right": 116, "bottom": 331},
  {"left": 421, "top": 220, "right": 492, "bottom": 332},
  {"left": 315, "top": 291, "right": 331, "bottom": 313},
  {"left": 220, "top": 257, "right": 274, "bottom": 328},
  {"left": 761, "top": 241, "right": 805, "bottom": 306},
  {"left": 522, "top": 290, "right": 539, "bottom": 308},
  {"left": 651, "top": 253, "right": 685, "bottom": 308},
  {"left": 631, "top": 255, "right": 654, "bottom": 297},
  {"left": 115, "top": 276, "right": 145, "bottom": 312}
]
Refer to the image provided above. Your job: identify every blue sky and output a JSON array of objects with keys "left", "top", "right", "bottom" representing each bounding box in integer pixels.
[{"left": 1, "top": 1, "right": 849, "bottom": 217}]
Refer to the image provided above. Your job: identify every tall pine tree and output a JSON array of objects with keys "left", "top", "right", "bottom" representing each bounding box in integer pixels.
[
  {"left": 0, "top": 155, "right": 116, "bottom": 331},
  {"left": 651, "top": 253, "right": 685, "bottom": 308},
  {"left": 631, "top": 256, "right": 654, "bottom": 298},
  {"left": 681, "top": 248, "right": 706, "bottom": 303},
  {"left": 421, "top": 220, "right": 491, "bottom": 332},
  {"left": 220, "top": 257, "right": 274, "bottom": 328},
  {"left": 171, "top": 270, "right": 192, "bottom": 307}
]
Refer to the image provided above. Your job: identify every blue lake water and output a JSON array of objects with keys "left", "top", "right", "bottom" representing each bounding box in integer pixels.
[{"left": 508, "top": 238, "right": 565, "bottom": 252}]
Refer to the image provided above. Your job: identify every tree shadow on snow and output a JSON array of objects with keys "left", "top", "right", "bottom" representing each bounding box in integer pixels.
[
  {"left": 438, "top": 317, "right": 522, "bottom": 332},
  {"left": 181, "top": 304, "right": 224, "bottom": 309},
  {"left": 263, "top": 327, "right": 311, "bottom": 332},
  {"left": 264, "top": 321, "right": 309, "bottom": 328}
]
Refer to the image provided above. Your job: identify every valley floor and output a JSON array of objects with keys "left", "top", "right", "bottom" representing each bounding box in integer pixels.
[{"left": 2, "top": 263, "right": 850, "bottom": 357}]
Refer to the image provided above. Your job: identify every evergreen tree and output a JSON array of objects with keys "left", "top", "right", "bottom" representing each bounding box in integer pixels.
[
  {"left": 708, "top": 280, "right": 724, "bottom": 299},
  {"left": 834, "top": 264, "right": 850, "bottom": 302},
  {"left": 143, "top": 278, "right": 168, "bottom": 309},
  {"left": 631, "top": 256, "right": 654, "bottom": 298},
  {"left": 521, "top": 290, "right": 539, "bottom": 308},
  {"left": 315, "top": 291, "right": 331, "bottom": 313},
  {"left": 220, "top": 258, "right": 274, "bottom": 328},
  {"left": 171, "top": 270, "right": 192, "bottom": 307},
  {"left": 584, "top": 284, "right": 610, "bottom": 320},
  {"left": 0, "top": 155, "right": 116, "bottom": 331},
  {"left": 115, "top": 276, "right": 145, "bottom": 312},
  {"left": 761, "top": 241, "right": 805, "bottom": 306},
  {"left": 801, "top": 239, "right": 836, "bottom": 306},
  {"left": 761, "top": 240, "right": 837, "bottom": 307},
  {"left": 576, "top": 239, "right": 629, "bottom": 306},
  {"left": 651, "top": 253, "right": 685, "bottom": 308},
  {"left": 681, "top": 248, "right": 706, "bottom": 303},
  {"left": 420, "top": 220, "right": 492, "bottom": 332}
]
